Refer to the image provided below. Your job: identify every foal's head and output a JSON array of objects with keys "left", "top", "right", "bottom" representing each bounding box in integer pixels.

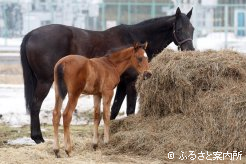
[{"left": 131, "top": 42, "right": 152, "bottom": 80}]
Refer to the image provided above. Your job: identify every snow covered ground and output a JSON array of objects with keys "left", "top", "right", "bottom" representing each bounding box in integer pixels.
[
  {"left": 0, "top": 84, "right": 131, "bottom": 127},
  {"left": 0, "top": 32, "right": 246, "bottom": 127}
]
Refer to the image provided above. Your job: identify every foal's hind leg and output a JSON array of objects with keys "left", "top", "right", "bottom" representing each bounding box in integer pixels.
[
  {"left": 63, "top": 93, "right": 80, "bottom": 157},
  {"left": 52, "top": 87, "right": 63, "bottom": 158},
  {"left": 92, "top": 95, "right": 102, "bottom": 150}
]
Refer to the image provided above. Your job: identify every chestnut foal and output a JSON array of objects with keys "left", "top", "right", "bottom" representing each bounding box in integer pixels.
[{"left": 52, "top": 42, "right": 151, "bottom": 157}]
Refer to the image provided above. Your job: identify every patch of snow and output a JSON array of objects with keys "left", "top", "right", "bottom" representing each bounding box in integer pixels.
[{"left": 7, "top": 137, "right": 36, "bottom": 145}]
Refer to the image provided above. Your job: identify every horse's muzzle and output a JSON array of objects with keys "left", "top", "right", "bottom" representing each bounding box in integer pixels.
[{"left": 143, "top": 71, "right": 152, "bottom": 80}]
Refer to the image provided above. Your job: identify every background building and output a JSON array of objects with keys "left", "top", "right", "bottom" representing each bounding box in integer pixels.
[{"left": 0, "top": 0, "right": 246, "bottom": 51}]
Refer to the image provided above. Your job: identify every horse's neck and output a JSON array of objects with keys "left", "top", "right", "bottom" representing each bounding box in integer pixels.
[
  {"left": 127, "top": 16, "right": 175, "bottom": 58},
  {"left": 107, "top": 49, "right": 132, "bottom": 75}
]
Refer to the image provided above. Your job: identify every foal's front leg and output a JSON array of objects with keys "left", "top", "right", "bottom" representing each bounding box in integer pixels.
[
  {"left": 102, "top": 90, "right": 114, "bottom": 144},
  {"left": 92, "top": 95, "right": 101, "bottom": 150},
  {"left": 63, "top": 94, "right": 79, "bottom": 157}
]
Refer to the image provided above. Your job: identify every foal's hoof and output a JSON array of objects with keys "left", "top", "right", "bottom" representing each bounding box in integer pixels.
[
  {"left": 92, "top": 143, "right": 98, "bottom": 151},
  {"left": 54, "top": 149, "right": 61, "bottom": 158},
  {"left": 65, "top": 150, "right": 71, "bottom": 157},
  {"left": 31, "top": 135, "right": 45, "bottom": 144}
]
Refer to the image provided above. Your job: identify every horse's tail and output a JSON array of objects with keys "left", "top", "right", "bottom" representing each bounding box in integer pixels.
[
  {"left": 20, "top": 32, "right": 36, "bottom": 114},
  {"left": 55, "top": 64, "right": 67, "bottom": 100}
]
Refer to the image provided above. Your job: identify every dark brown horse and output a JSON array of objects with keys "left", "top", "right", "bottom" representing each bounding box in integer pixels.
[
  {"left": 20, "top": 7, "right": 195, "bottom": 144},
  {"left": 52, "top": 43, "right": 151, "bottom": 157}
]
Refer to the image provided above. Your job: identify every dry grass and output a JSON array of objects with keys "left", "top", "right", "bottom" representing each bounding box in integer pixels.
[
  {"left": 0, "top": 124, "right": 162, "bottom": 163},
  {"left": 106, "top": 49, "right": 246, "bottom": 162}
]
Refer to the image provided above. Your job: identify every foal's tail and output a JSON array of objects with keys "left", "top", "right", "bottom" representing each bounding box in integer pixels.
[{"left": 55, "top": 64, "right": 67, "bottom": 100}]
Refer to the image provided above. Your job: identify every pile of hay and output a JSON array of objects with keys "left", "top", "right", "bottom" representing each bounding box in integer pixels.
[{"left": 105, "top": 49, "right": 246, "bottom": 161}]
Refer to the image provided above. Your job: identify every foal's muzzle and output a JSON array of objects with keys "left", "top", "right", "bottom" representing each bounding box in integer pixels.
[{"left": 143, "top": 71, "right": 152, "bottom": 80}]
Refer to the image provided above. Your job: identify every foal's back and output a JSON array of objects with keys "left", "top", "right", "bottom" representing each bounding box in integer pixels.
[{"left": 55, "top": 55, "right": 118, "bottom": 95}]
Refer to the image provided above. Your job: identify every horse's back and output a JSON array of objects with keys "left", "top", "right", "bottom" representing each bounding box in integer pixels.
[
  {"left": 26, "top": 24, "right": 75, "bottom": 58},
  {"left": 24, "top": 25, "right": 88, "bottom": 80}
]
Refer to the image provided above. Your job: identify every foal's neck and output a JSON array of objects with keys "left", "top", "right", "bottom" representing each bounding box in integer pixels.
[{"left": 107, "top": 48, "right": 133, "bottom": 76}]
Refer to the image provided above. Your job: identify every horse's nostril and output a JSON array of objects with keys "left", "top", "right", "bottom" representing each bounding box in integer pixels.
[{"left": 143, "top": 71, "right": 152, "bottom": 80}]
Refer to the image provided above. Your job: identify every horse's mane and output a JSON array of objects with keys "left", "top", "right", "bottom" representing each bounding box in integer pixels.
[
  {"left": 124, "top": 15, "right": 175, "bottom": 30},
  {"left": 105, "top": 15, "right": 175, "bottom": 34}
]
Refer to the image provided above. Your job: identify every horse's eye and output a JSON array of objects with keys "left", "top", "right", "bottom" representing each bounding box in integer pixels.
[
  {"left": 137, "top": 57, "right": 143, "bottom": 63},
  {"left": 177, "top": 28, "right": 182, "bottom": 32}
]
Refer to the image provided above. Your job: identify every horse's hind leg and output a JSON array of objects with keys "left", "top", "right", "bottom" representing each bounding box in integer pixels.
[
  {"left": 92, "top": 95, "right": 101, "bottom": 150},
  {"left": 30, "top": 80, "right": 52, "bottom": 144},
  {"left": 52, "top": 87, "right": 63, "bottom": 158},
  {"left": 63, "top": 93, "right": 79, "bottom": 157}
]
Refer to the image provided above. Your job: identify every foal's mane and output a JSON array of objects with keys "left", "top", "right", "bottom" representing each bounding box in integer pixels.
[
  {"left": 105, "top": 44, "right": 132, "bottom": 56},
  {"left": 104, "top": 46, "right": 137, "bottom": 62}
]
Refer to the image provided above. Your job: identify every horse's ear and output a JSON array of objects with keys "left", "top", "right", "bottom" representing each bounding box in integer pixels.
[
  {"left": 176, "top": 7, "right": 181, "bottom": 17},
  {"left": 187, "top": 7, "right": 193, "bottom": 19}
]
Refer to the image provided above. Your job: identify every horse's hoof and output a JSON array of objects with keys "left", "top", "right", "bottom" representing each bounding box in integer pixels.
[
  {"left": 65, "top": 150, "right": 71, "bottom": 157},
  {"left": 54, "top": 149, "right": 61, "bottom": 158},
  {"left": 31, "top": 135, "right": 45, "bottom": 144},
  {"left": 92, "top": 143, "right": 98, "bottom": 151}
]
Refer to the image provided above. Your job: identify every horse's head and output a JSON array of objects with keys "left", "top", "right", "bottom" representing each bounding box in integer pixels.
[
  {"left": 173, "top": 7, "right": 195, "bottom": 51},
  {"left": 131, "top": 42, "right": 152, "bottom": 80}
]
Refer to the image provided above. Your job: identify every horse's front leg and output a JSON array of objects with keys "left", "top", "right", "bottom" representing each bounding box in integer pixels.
[
  {"left": 92, "top": 94, "right": 102, "bottom": 150},
  {"left": 126, "top": 80, "right": 137, "bottom": 115},
  {"left": 102, "top": 90, "right": 114, "bottom": 144},
  {"left": 110, "top": 80, "right": 127, "bottom": 120},
  {"left": 63, "top": 94, "right": 79, "bottom": 157}
]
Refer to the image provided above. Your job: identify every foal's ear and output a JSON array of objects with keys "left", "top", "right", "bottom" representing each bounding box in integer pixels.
[
  {"left": 133, "top": 42, "right": 148, "bottom": 51},
  {"left": 133, "top": 42, "right": 141, "bottom": 51},
  {"left": 176, "top": 7, "right": 181, "bottom": 17},
  {"left": 187, "top": 7, "right": 193, "bottom": 19},
  {"left": 143, "top": 42, "right": 148, "bottom": 50}
]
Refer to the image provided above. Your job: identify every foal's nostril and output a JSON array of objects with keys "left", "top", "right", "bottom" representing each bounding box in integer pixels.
[{"left": 143, "top": 71, "right": 152, "bottom": 80}]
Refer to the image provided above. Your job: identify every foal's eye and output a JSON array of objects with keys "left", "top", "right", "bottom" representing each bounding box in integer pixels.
[{"left": 137, "top": 57, "right": 143, "bottom": 62}]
